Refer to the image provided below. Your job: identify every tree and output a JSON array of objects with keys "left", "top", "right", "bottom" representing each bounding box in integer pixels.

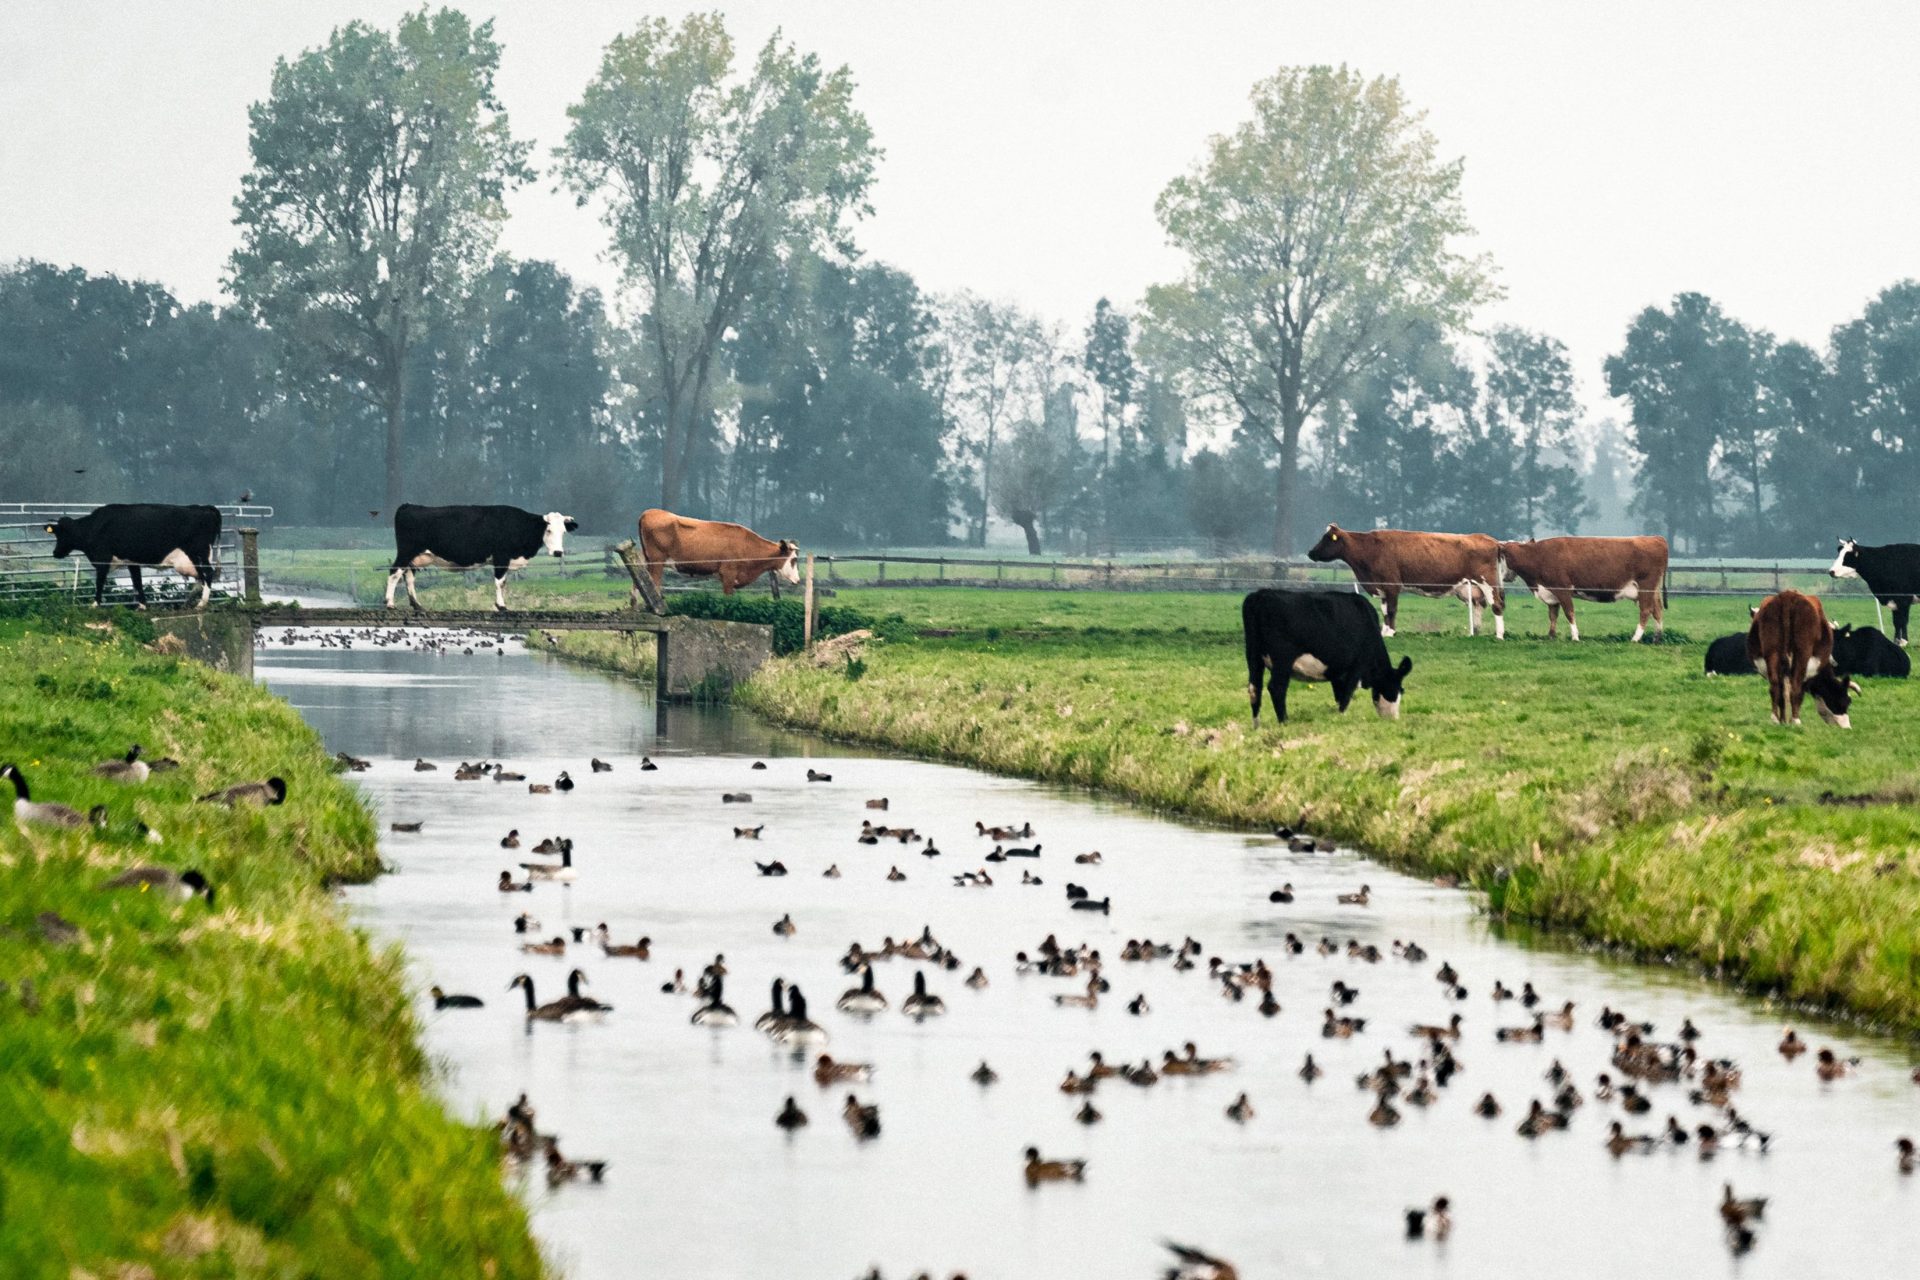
[
  {"left": 1827, "top": 281, "right": 1920, "bottom": 532},
  {"left": 1184, "top": 445, "right": 1266, "bottom": 554},
  {"left": 939, "top": 294, "right": 1047, "bottom": 546},
  {"left": 992, "top": 418, "right": 1072, "bottom": 554},
  {"left": 1764, "top": 339, "right": 1848, "bottom": 553},
  {"left": 1482, "top": 326, "right": 1587, "bottom": 537},
  {"left": 1144, "top": 65, "right": 1495, "bottom": 555},
  {"left": 228, "top": 8, "right": 530, "bottom": 514},
  {"left": 1083, "top": 298, "right": 1136, "bottom": 467},
  {"left": 558, "top": 13, "right": 877, "bottom": 511}
]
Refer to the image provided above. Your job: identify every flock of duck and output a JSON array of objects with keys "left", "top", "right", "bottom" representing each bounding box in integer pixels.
[
  {"left": 370, "top": 748, "right": 1920, "bottom": 1278},
  {"left": 266, "top": 624, "right": 514, "bottom": 658}
]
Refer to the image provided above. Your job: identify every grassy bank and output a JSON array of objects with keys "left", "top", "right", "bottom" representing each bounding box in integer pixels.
[
  {"left": 531, "top": 627, "right": 658, "bottom": 680},
  {"left": 0, "top": 608, "right": 544, "bottom": 1277},
  {"left": 739, "top": 588, "right": 1920, "bottom": 1030}
]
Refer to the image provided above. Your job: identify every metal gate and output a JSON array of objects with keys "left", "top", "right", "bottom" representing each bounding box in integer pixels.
[{"left": 0, "top": 503, "right": 274, "bottom": 604}]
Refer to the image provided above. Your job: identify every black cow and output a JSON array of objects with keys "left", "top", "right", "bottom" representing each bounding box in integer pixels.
[
  {"left": 1833, "top": 623, "right": 1911, "bottom": 678},
  {"left": 1830, "top": 540, "right": 1920, "bottom": 646},
  {"left": 1704, "top": 632, "right": 1755, "bottom": 676},
  {"left": 1243, "top": 589, "right": 1413, "bottom": 723},
  {"left": 45, "top": 504, "right": 221, "bottom": 609},
  {"left": 386, "top": 504, "right": 578, "bottom": 611}
]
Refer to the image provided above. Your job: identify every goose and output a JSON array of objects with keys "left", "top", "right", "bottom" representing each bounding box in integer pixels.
[
  {"left": 1268, "top": 884, "right": 1294, "bottom": 904},
  {"left": 837, "top": 967, "right": 887, "bottom": 1014},
  {"left": 430, "top": 985, "right": 484, "bottom": 1009},
  {"left": 692, "top": 976, "right": 738, "bottom": 1027},
  {"left": 500, "top": 829, "right": 521, "bottom": 849},
  {"left": 597, "top": 926, "right": 650, "bottom": 959},
  {"left": 640, "top": 756, "right": 659, "bottom": 771},
  {"left": 2, "top": 765, "right": 87, "bottom": 830},
  {"left": 822, "top": 864, "right": 841, "bottom": 878},
  {"left": 756, "top": 861, "right": 788, "bottom": 877},
  {"left": 1225, "top": 1093, "right": 1255, "bottom": 1123},
  {"left": 971, "top": 1060, "right": 998, "bottom": 1086},
  {"left": 1023, "top": 1147, "right": 1086, "bottom": 1185},
  {"left": 902, "top": 971, "right": 945, "bottom": 1019},
  {"left": 734, "top": 825, "right": 764, "bottom": 839},
  {"left": 521, "top": 936, "right": 567, "bottom": 956},
  {"left": 756, "top": 979, "right": 791, "bottom": 1033},
  {"left": 101, "top": 865, "right": 214, "bottom": 907},
  {"left": 590, "top": 758, "right": 613, "bottom": 773},
  {"left": 814, "top": 1054, "right": 872, "bottom": 1085},
  {"left": 842, "top": 1094, "right": 880, "bottom": 1139},
  {"left": 562, "top": 968, "right": 614, "bottom": 1015},
  {"left": 197, "top": 777, "right": 287, "bottom": 807},
  {"left": 509, "top": 973, "right": 590, "bottom": 1022},
  {"left": 1336, "top": 884, "right": 1371, "bottom": 906},
  {"left": 390, "top": 820, "right": 423, "bottom": 833},
  {"left": 543, "top": 1137, "right": 608, "bottom": 1186},
  {"left": 775, "top": 1096, "right": 808, "bottom": 1131},
  {"left": 774, "top": 987, "right": 828, "bottom": 1048},
  {"left": 772, "top": 913, "right": 797, "bottom": 936},
  {"left": 92, "top": 745, "right": 150, "bottom": 784},
  {"left": 498, "top": 870, "right": 533, "bottom": 893},
  {"left": 806, "top": 769, "right": 833, "bottom": 783},
  {"left": 521, "top": 843, "right": 578, "bottom": 882}
]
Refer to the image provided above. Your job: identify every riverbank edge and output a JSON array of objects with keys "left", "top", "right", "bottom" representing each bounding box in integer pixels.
[
  {"left": 737, "top": 644, "right": 1920, "bottom": 1037},
  {"left": 0, "top": 615, "right": 548, "bottom": 1277},
  {"left": 530, "top": 627, "right": 659, "bottom": 681}
]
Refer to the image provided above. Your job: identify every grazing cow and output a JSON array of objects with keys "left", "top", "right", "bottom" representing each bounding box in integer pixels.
[
  {"left": 1833, "top": 623, "right": 1911, "bottom": 678},
  {"left": 1746, "top": 591, "right": 1857, "bottom": 727},
  {"left": 1306, "top": 524, "right": 1505, "bottom": 638},
  {"left": 1242, "top": 589, "right": 1413, "bottom": 723},
  {"left": 1828, "top": 539, "right": 1920, "bottom": 647},
  {"left": 1498, "top": 536, "right": 1668, "bottom": 642},
  {"left": 637, "top": 509, "right": 799, "bottom": 609},
  {"left": 45, "top": 504, "right": 221, "bottom": 609},
  {"left": 1704, "top": 632, "right": 1755, "bottom": 676},
  {"left": 385, "top": 504, "right": 577, "bottom": 611}
]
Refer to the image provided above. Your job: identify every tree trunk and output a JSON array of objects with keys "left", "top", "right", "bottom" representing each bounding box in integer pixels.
[
  {"left": 660, "top": 383, "right": 684, "bottom": 511},
  {"left": 977, "top": 426, "right": 996, "bottom": 549},
  {"left": 1015, "top": 515, "right": 1042, "bottom": 555},
  {"left": 1270, "top": 411, "right": 1305, "bottom": 557},
  {"left": 384, "top": 367, "right": 407, "bottom": 516}
]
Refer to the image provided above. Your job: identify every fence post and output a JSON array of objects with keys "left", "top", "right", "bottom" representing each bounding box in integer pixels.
[
  {"left": 878, "top": 559, "right": 886, "bottom": 585},
  {"left": 939, "top": 557, "right": 946, "bottom": 582},
  {"left": 803, "top": 554, "right": 816, "bottom": 649},
  {"left": 613, "top": 539, "right": 666, "bottom": 615},
  {"left": 997, "top": 561, "right": 1004, "bottom": 583},
  {"left": 1773, "top": 564, "right": 1781, "bottom": 592},
  {"left": 239, "top": 528, "right": 261, "bottom": 605}
]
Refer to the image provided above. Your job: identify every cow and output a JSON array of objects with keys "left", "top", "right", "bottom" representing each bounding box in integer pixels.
[
  {"left": 1242, "top": 589, "right": 1413, "bottom": 723},
  {"left": 1828, "top": 539, "right": 1920, "bottom": 647},
  {"left": 1306, "top": 524, "right": 1505, "bottom": 639},
  {"left": 1704, "top": 632, "right": 1755, "bottom": 676},
  {"left": 1833, "top": 623, "right": 1911, "bottom": 678},
  {"left": 44, "top": 504, "right": 221, "bottom": 609},
  {"left": 637, "top": 509, "right": 799, "bottom": 610},
  {"left": 1497, "top": 536, "right": 1668, "bottom": 642},
  {"left": 385, "top": 504, "right": 577, "bottom": 612},
  {"left": 1746, "top": 590, "right": 1857, "bottom": 728}
]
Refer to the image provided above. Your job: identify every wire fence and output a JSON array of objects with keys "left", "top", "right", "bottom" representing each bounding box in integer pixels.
[{"left": 0, "top": 503, "right": 275, "bottom": 605}]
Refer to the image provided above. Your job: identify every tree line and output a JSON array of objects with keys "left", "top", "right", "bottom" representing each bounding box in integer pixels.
[{"left": 0, "top": 11, "right": 1910, "bottom": 556}]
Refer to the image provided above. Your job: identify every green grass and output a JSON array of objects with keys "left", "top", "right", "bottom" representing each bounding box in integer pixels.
[
  {"left": 0, "top": 609, "right": 545, "bottom": 1278},
  {"left": 531, "top": 628, "right": 658, "bottom": 680},
  {"left": 738, "top": 588, "right": 1920, "bottom": 1030}
]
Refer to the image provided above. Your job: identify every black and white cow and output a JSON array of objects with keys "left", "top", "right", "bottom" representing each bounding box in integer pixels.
[
  {"left": 1703, "top": 632, "right": 1755, "bottom": 676},
  {"left": 1833, "top": 623, "right": 1911, "bottom": 678},
  {"left": 386, "top": 504, "right": 578, "bottom": 611},
  {"left": 1242, "top": 589, "right": 1413, "bottom": 724},
  {"left": 45, "top": 504, "right": 221, "bottom": 609},
  {"left": 1829, "top": 539, "right": 1920, "bottom": 647}
]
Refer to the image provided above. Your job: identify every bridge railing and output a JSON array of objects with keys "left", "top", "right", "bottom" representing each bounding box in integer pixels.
[{"left": 0, "top": 503, "right": 275, "bottom": 605}]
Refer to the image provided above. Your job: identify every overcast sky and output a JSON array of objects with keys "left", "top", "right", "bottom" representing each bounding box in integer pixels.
[{"left": 4, "top": 1, "right": 1917, "bottom": 429}]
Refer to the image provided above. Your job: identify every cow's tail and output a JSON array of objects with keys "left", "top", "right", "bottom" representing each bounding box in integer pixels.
[{"left": 1242, "top": 596, "right": 1264, "bottom": 723}]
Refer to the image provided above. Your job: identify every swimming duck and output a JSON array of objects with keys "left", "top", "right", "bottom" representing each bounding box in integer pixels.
[
  {"left": 902, "top": 971, "right": 946, "bottom": 1019},
  {"left": 501, "top": 829, "right": 521, "bottom": 849},
  {"left": 521, "top": 843, "right": 577, "bottom": 882},
  {"left": 814, "top": 1054, "right": 872, "bottom": 1086},
  {"left": 1520, "top": 981, "right": 1541, "bottom": 1009},
  {"left": 842, "top": 1093, "right": 880, "bottom": 1138},
  {"left": 734, "top": 825, "right": 764, "bottom": 839},
  {"left": 965, "top": 966, "right": 989, "bottom": 990},
  {"left": 660, "top": 968, "right": 688, "bottom": 995},
  {"left": 1474, "top": 1092, "right": 1502, "bottom": 1118},
  {"left": 429, "top": 985, "right": 483, "bottom": 1009},
  {"left": 528, "top": 783, "right": 553, "bottom": 794},
  {"left": 1618, "top": 1085, "right": 1652, "bottom": 1115},
  {"left": 198, "top": 777, "right": 288, "bottom": 807},
  {"left": 1516, "top": 1100, "right": 1566, "bottom": 1138},
  {"left": 1321, "top": 1009, "right": 1366, "bottom": 1038},
  {"left": 1719, "top": 1183, "right": 1767, "bottom": 1228},
  {"left": 756, "top": 860, "right": 788, "bottom": 877},
  {"left": 1268, "top": 884, "right": 1294, "bottom": 904},
  {"left": 597, "top": 926, "right": 650, "bottom": 959},
  {"left": 774, "top": 987, "right": 827, "bottom": 1048},
  {"left": 542, "top": 1137, "right": 608, "bottom": 1188},
  {"left": 1225, "top": 1093, "right": 1255, "bottom": 1124},
  {"left": 2, "top": 765, "right": 87, "bottom": 830},
  {"left": 1070, "top": 896, "right": 1111, "bottom": 915},
  {"left": 1336, "top": 884, "right": 1371, "bottom": 906},
  {"left": 336, "top": 752, "right": 371, "bottom": 772},
  {"left": 453, "top": 763, "right": 485, "bottom": 781},
  {"left": 1605, "top": 1121, "right": 1657, "bottom": 1157},
  {"left": 1412, "top": 1014, "right": 1463, "bottom": 1040},
  {"left": 390, "top": 820, "right": 423, "bottom": 833},
  {"left": 772, "top": 913, "right": 797, "bottom": 937},
  {"left": 886, "top": 866, "right": 906, "bottom": 882},
  {"left": 414, "top": 758, "right": 437, "bottom": 771},
  {"left": 101, "top": 865, "right": 215, "bottom": 907},
  {"left": 1899, "top": 1137, "right": 1915, "bottom": 1174},
  {"left": 1491, "top": 980, "right": 1514, "bottom": 1001},
  {"left": 822, "top": 863, "right": 841, "bottom": 878},
  {"left": 692, "top": 976, "right": 738, "bottom": 1027},
  {"left": 508, "top": 974, "right": 589, "bottom": 1022},
  {"left": 1160, "top": 1243, "right": 1237, "bottom": 1280},
  {"left": 522, "top": 936, "right": 567, "bottom": 956},
  {"left": 554, "top": 772, "right": 574, "bottom": 792},
  {"left": 775, "top": 1096, "right": 808, "bottom": 1131},
  {"left": 1023, "top": 1147, "right": 1086, "bottom": 1185},
  {"left": 1369, "top": 1098, "right": 1401, "bottom": 1128},
  {"left": 969, "top": 1060, "right": 999, "bottom": 1087},
  {"left": 499, "top": 870, "right": 533, "bottom": 893},
  {"left": 1815, "top": 1047, "right": 1858, "bottom": 1081},
  {"left": 591, "top": 758, "right": 613, "bottom": 773},
  {"left": 641, "top": 757, "right": 659, "bottom": 771},
  {"left": 1777, "top": 1027, "right": 1806, "bottom": 1059},
  {"left": 1330, "top": 979, "right": 1360, "bottom": 1006},
  {"left": 865, "top": 797, "right": 889, "bottom": 810},
  {"left": 92, "top": 745, "right": 150, "bottom": 784},
  {"left": 1495, "top": 1016, "right": 1546, "bottom": 1043},
  {"left": 1053, "top": 976, "right": 1101, "bottom": 1010},
  {"left": 807, "top": 769, "right": 833, "bottom": 783},
  {"left": 1257, "top": 990, "right": 1281, "bottom": 1018},
  {"left": 494, "top": 769, "right": 526, "bottom": 782},
  {"left": 1128, "top": 993, "right": 1150, "bottom": 1016},
  {"left": 1074, "top": 850, "right": 1103, "bottom": 865}
]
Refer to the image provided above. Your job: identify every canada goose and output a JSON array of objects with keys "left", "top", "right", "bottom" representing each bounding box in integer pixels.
[
  {"left": 528, "top": 783, "right": 552, "bottom": 794},
  {"left": 1336, "top": 884, "right": 1371, "bottom": 906},
  {"left": 1023, "top": 1147, "right": 1086, "bottom": 1184},
  {"left": 902, "top": 971, "right": 945, "bottom": 1019},
  {"left": 756, "top": 979, "right": 791, "bottom": 1033},
  {"left": 775, "top": 1096, "right": 808, "bottom": 1131},
  {"left": 814, "top": 1053, "right": 873, "bottom": 1085},
  {"left": 837, "top": 967, "right": 887, "bottom": 1014},
  {"left": 641, "top": 756, "right": 659, "bottom": 771},
  {"left": 1225, "top": 1093, "right": 1255, "bottom": 1123},
  {"left": 591, "top": 758, "right": 613, "bottom": 773},
  {"left": 561, "top": 968, "right": 614, "bottom": 1015},
  {"left": 92, "top": 745, "right": 150, "bottom": 784},
  {"left": 498, "top": 870, "right": 533, "bottom": 893},
  {"left": 522, "top": 936, "right": 567, "bottom": 956},
  {"left": 772, "top": 913, "right": 797, "bottom": 936},
  {"left": 807, "top": 769, "right": 833, "bottom": 782},
  {"left": 509, "top": 973, "right": 591, "bottom": 1022},
  {"left": 774, "top": 987, "right": 827, "bottom": 1048},
  {"left": 390, "top": 820, "right": 423, "bottom": 833},
  {"left": 554, "top": 772, "right": 574, "bottom": 792},
  {"left": 501, "top": 829, "right": 521, "bottom": 849},
  {"left": 197, "top": 777, "right": 288, "bottom": 807},
  {"left": 842, "top": 1093, "right": 880, "bottom": 1139},
  {"left": 2, "top": 765, "right": 86, "bottom": 830},
  {"left": 521, "top": 842, "right": 577, "bottom": 882},
  {"left": 756, "top": 860, "right": 788, "bottom": 877},
  {"left": 692, "top": 976, "right": 738, "bottom": 1026},
  {"left": 971, "top": 1060, "right": 998, "bottom": 1085},
  {"left": 734, "top": 825, "right": 764, "bottom": 839},
  {"left": 1268, "top": 884, "right": 1294, "bottom": 904},
  {"left": 430, "top": 985, "right": 484, "bottom": 1009},
  {"left": 414, "top": 758, "right": 437, "bottom": 771},
  {"left": 597, "top": 926, "right": 650, "bottom": 959},
  {"left": 101, "top": 865, "right": 214, "bottom": 907},
  {"left": 543, "top": 1137, "right": 608, "bottom": 1186}
]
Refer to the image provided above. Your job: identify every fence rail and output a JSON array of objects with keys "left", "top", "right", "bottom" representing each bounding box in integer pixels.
[{"left": 0, "top": 504, "right": 275, "bottom": 604}]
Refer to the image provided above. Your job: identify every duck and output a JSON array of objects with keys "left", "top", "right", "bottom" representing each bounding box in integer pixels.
[
  {"left": 1719, "top": 1183, "right": 1768, "bottom": 1228},
  {"left": 1336, "top": 884, "right": 1371, "bottom": 906},
  {"left": 1495, "top": 1016, "right": 1546, "bottom": 1043},
  {"left": 1815, "top": 1047, "right": 1858, "bottom": 1081},
  {"left": 838, "top": 967, "right": 887, "bottom": 1014},
  {"left": 1268, "top": 884, "right": 1294, "bottom": 904},
  {"left": 734, "top": 825, "right": 764, "bottom": 839},
  {"left": 1474, "top": 1092, "right": 1502, "bottom": 1118},
  {"left": 2, "top": 765, "right": 87, "bottom": 830},
  {"left": 865, "top": 797, "right": 889, "bottom": 810},
  {"left": 92, "top": 745, "right": 150, "bottom": 784},
  {"left": 335, "top": 752, "right": 371, "bottom": 772},
  {"left": 692, "top": 976, "right": 738, "bottom": 1026},
  {"left": 1161, "top": 1243, "right": 1238, "bottom": 1280},
  {"left": 1074, "top": 1100, "right": 1102, "bottom": 1125},
  {"left": 1004, "top": 843, "right": 1041, "bottom": 859},
  {"left": 1054, "top": 976, "right": 1101, "bottom": 1010},
  {"left": 815, "top": 1054, "right": 873, "bottom": 1086},
  {"left": 1074, "top": 850, "right": 1103, "bottom": 865},
  {"left": 101, "top": 865, "right": 215, "bottom": 907},
  {"left": 842, "top": 1093, "right": 880, "bottom": 1139},
  {"left": 1070, "top": 896, "right": 1111, "bottom": 915},
  {"left": 1298, "top": 1053, "right": 1324, "bottom": 1083},
  {"left": 902, "top": 971, "right": 945, "bottom": 1019},
  {"left": 521, "top": 936, "right": 567, "bottom": 956},
  {"left": 1898, "top": 1137, "right": 1915, "bottom": 1174},
  {"left": 921, "top": 840, "right": 942, "bottom": 858},
  {"left": 1516, "top": 1100, "right": 1566, "bottom": 1138},
  {"left": 1225, "top": 1093, "right": 1255, "bottom": 1124},
  {"left": 1023, "top": 1147, "right": 1086, "bottom": 1185},
  {"left": 1412, "top": 1014, "right": 1463, "bottom": 1040},
  {"left": 590, "top": 758, "right": 613, "bottom": 773},
  {"left": 553, "top": 772, "right": 574, "bottom": 792},
  {"left": 413, "top": 758, "right": 437, "bottom": 771},
  {"left": 500, "top": 829, "right": 521, "bottom": 849},
  {"left": 773, "top": 987, "right": 828, "bottom": 1048},
  {"left": 1605, "top": 1121, "right": 1657, "bottom": 1157},
  {"left": 1491, "top": 980, "right": 1515, "bottom": 1001},
  {"left": 775, "top": 1096, "right": 808, "bottom": 1131},
  {"left": 756, "top": 860, "right": 788, "bottom": 877},
  {"left": 1777, "top": 1027, "right": 1806, "bottom": 1059},
  {"left": 390, "top": 820, "right": 423, "bottom": 833},
  {"left": 453, "top": 763, "right": 485, "bottom": 781},
  {"left": 508, "top": 973, "right": 593, "bottom": 1022},
  {"left": 806, "top": 769, "right": 833, "bottom": 783},
  {"left": 429, "top": 985, "right": 484, "bottom": 1009},
  {"left": 822, "top": 864, "right": 841, "bottom": 878},
  {"left": 493, "top": 769, "right": 526, "bottom": 783},
  {"left": 756, "top": 979, "right": 791, "bottom": 1033},
  {"left": 1128, "top": 993, "right": 1151, "bottom": 1016},
  {"left": 543, "top": 1137, "right": 608, "bottom": 1187},
  {"left": 886, "top": 866, "right": 906, "bottom": 882},
  {"left": 528, "top": 783, "right": 553, "bottom": 794},
  {"left": 1321, "top": 1009, "right": 1366, "bottom": 1038},
  {"left": 772, "top": 913, "right": 797, "bottom": 936},
  {"left": 722, "top": 792, "right": 752, "bottom": 804},
  {"left": 521, "top": 843, "right": 578, "bottom": 882},
  {"left": 965, "top": 966, "right": 989, "bottom": 990},
  {"left": 197, "top": 777, "right": 287, "bottom": 807},
  {"left": 660, "top": 968, "right": 688, "bottom": 995},
  {"left": 498, "top": 870, "right": 533, "bottom": 893},
  {"left": 641, "top": 756, "right": 659, "bottom": 771},
  {"left": 1369, "top": 1098, "right": 1401, "bottom": 1127},
  {"left": 596, "top": 926, "right": 650, "bottom": 959},
  {"left": 1520, "top": 981, "right": 1541, "bottom": 1009},
  {"left": 971, "top": 1060, "right": 999, "bottom": 1086}
]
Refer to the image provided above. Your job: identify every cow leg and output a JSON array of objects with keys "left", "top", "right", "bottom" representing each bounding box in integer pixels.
[
  {"left": 405, "top": 568, "right": 423, "bottom": 611},
  {"left": 1766, "top": 657, "right": 1786, "bottom": 725},
  {"left": 1380, "top": 590, "right": 1398, "bottom": 639},
  {"left": 128, "top": 565, "right": 148, "bottom": 610},
  {"left": 1788, "top": 661, "right": 1807, "bottom": 727},
  {"left": 1332, "top": 674, "right": 1360, "bottom": 713},
  {"left": 385, "top": 568, "right": 403, "bottom": 609},
  {"left": 1894, "top": 599, "right": 1911, "bottom": 647},
  {"left": 1488, "top": 582, "right": 1505, "bottom": 640},
  {"left": 1270, "top": 669, "right": 1293, "bottom": 723},
  {"left": 1563, "top": 595, "right": 1579, "bottom": 642},
  {"left": 1467, "top": 588, "right": 1480, "bottom": 637},
  {"left": 1544, "top": 599, "right": 1559, "bottom": 640},
  {"left": 493, "top": 565, "right": 510, "bottom": 612},
  {"left": 1642, "top": 583, "right": 1662, "bottom": 640}
]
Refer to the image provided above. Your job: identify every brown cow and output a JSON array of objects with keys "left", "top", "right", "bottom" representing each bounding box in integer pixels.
[
  {"left": 638, "top": 510, "right": 799, "bottom": 608},
  {"left": 1746, "top": 591, "right": 1857, "bottom": 727},
  {"left": 1306, "top": 524, "right": 1505, "bottom": 638},
  {"left": 1498, "top": 536, "right": 1669, "bottom": 642}
]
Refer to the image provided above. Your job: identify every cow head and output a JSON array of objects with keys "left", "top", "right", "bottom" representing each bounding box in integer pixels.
[
  {"left": 776, "top": 539, "right": 801, "bottom": 585},
  {"left": 1372, "top": 656, "right": 1414, "bottom": 720},
  {"left": 542, "top": 513, "right": 579, "bottom": 558},
  {"left": 1306, "top": 524, "right": 1348, "bottom": 563},
  {"left": 1808, "top": 665, "right": 1859, "bottom": 729},
  {"left": 44, "top": 518, "right": 76, "bottom": 559},
  {"left": 1829, "top": 539, "right": 1861, "bottom": 579}
]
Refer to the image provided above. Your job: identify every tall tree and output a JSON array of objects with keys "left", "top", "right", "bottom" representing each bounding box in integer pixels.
[
  {"left": 1144, "top": 65, "right": 1494, "bottom": 554},
  {"left": 1082, "top": 298, "right": 1136, "bottom": 467},
  {"left": 1481, "top": 326, "right": 1587, "bottom": 537},
  {"left": 228, "top": 8, "right": 530, "bottom": 514},
  {"left": 939, "top": 294, "right": 1046, "bottom": 546},
  {"left": 558, "top": 13, "right": 877, "bottom": 511},
  {"left": 992, "top": 418, "right": 1072, "bottom": 554},
  {"left": 1827, "top": 281, "right": 1920, "bottom": 532}
]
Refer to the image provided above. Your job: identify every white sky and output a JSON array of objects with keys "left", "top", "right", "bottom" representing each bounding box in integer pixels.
[{"left": 4, "top": 1, "right": 1917, "bottom": 431}]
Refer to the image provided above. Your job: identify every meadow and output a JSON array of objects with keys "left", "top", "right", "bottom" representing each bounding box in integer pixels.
[{"left": 0, "top": 607, "right": 545, "bottom": 1278}]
